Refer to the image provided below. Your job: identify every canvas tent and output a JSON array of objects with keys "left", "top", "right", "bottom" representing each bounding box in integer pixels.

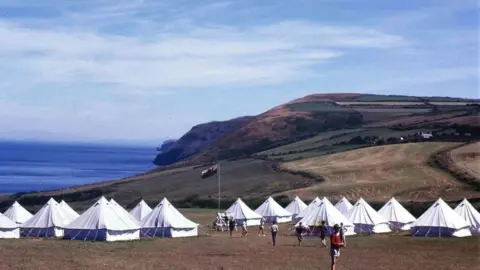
[
  {"left": 140, "top": 197, "right": 198, "bottom": 237},
  {"left": 378, "top": 197, "right": 416, "bottom": 231},
  {"left": 345, "top": 198, "right": 391, "bottom": 234},
  {"left": 297, "top": 198, "right": 356, "bottom": 236},
  {"left": 21, "top": 198, "right": 71, "bottom": 237},
  {"left": 3, "top": 201, "right": 33, "bottom": 225},
  {"left": 59, "top": 200, "right": 80, "bottom": 223},
  {"left": 254, "top": 196, "right": 292, "bottom": 223},
  {"left": 294, "top": 197, "right": 321, "bottom": 222},
  {"left": 129, "top": 200, "right": 152, "bottom": 221},
  {"left": 0, "top": 212, "right": 19, "bottom": 239},
  {"left": 225, "top": 198, "right": 263, "bottom": 226},
  {"left": 335, "top": 197, "right": 353, "bottom": 215},
  {"left": 285, "top": 196, "right": 307, "bottom": 219},
  {"left": 454, "top": 198, "right": 480, "bottom": 234},
  {"left": 109, "top": 199, "right": 140, "bottom": 225},
  {"left": 411, "top": 198, "right": 471, "bottom": 237},
  {"left": 64, "top": 197, "right": 140, "bottom": 241}
]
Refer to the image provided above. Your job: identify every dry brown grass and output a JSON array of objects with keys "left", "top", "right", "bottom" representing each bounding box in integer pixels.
[
  {"left": 450, "top": 142, "right": 480, "bottom": 180},
  {"left": 280, "top": 142, "right": 480, "bottom": 202},
  {"left": 0, "top": 209, "right": 478, "bottom": 270}
]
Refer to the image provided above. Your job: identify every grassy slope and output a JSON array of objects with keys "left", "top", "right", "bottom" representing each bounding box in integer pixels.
[
  {"left": 0, "top": 208, "right": 478, "bottom": 270},
  {"left": 450, "top": 142, "right": 480, "bottom": 179},
  {"left": 0, "top": 159, "right": 317, "bottom": 212},
  {"left": 279, "top": 142, "right": 480, "bottom": 202}
]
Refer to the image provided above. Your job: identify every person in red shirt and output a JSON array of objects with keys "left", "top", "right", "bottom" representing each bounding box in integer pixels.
[{"left": 330, "top": 224, "right": 345, "bottom": 270}]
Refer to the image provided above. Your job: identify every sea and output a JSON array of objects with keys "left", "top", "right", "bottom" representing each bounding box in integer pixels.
[{"left": 0, "top": 140, "right": 157, "bottom": 194}]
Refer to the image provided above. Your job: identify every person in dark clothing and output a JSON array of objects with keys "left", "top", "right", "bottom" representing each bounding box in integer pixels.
[
  {"left": 270, "top": 221, "right": 279, "bottom": 246},
  {"left": 295, "top": 222, "right": 306, "bottom": 246},
  {"left": 320, "top": 221, "right": 327, "bottom": 247},
  {"left": 228, "top": 217, "right": 236, "bottom": 237}
]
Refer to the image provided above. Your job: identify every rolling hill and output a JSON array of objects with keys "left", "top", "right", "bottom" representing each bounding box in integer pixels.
[{"left": 153, "top": 93, "right": 479, "bottom": 166}]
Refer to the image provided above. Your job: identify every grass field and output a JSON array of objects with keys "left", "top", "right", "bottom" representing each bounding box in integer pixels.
[
  {"left": 255, "top": 127, "right": 438, "bottom": 161},
  {"left": 450, "top": 142, "right": 480, "bottom": 181},
  {"left": 0, "top": 209, "right": 478, "bottom": 270},
  {"left": 280, "top": 142, "right": 480, "bottom": 202}
]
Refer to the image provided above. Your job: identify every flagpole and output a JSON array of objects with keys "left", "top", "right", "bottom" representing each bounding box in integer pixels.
[{"left": 218, "top": 162, "right": 221, "bottom": 212}]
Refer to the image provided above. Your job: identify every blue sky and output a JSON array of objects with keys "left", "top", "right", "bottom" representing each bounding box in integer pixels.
[{"left": 0, "top": 0, "right": 478, "bottom": 144}]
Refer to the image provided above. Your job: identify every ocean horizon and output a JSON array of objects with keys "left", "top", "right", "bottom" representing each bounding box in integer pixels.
[{"left": 0, "top": 140, "right": 157, "bottom": 194}]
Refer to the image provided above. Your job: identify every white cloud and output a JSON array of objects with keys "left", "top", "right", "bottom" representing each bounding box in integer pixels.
[{"left": 0, "top": 19, "right": 405, "bottom": 91}]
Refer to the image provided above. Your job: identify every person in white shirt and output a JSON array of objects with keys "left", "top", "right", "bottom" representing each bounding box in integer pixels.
[
  {"left": 270, "top": 221, "right": 279, "bottom": 246},
  {"left": 241, "top": 219, "right": 248, "bottom": 238}
]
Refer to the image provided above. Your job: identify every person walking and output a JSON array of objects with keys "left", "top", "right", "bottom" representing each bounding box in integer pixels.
[
  {"left": 228, "top": 217, "right": 236, "bottom": 238},
  {"left": 241, "top": 219, "right": 248, "bottom": 238},
  {"left": 339, "top": 222, "right": 346, "bottom": 247},
  {"left": 295, "top": 222, "right": 306, "bottom": 246},
  {"left": 320, "top": 221, "right": 327, "bottom": 247},
  {"left": 270, "top": 221, "right": 279, "bottom": 246},
  {"left": 330, "top": 224, "right": 345, "bottom": 270},
  {"left": 258, "top": 218, "right": 265, "bottom": 236}
]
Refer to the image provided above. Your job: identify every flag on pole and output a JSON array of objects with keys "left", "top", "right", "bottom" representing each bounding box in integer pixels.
[{"left": 201, "top": 164, "right": 218, "bottom": 179}]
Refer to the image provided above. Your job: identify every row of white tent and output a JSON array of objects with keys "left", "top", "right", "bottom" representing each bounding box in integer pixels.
[
  {"left": 1, "top": 195, "right": 479, "bottom": 241},
  {"left": 0, "top": 197, "right": 199, "bottom": 241},
  {"left": 222, "top": 196, "right": 480, "bottom": 237}
]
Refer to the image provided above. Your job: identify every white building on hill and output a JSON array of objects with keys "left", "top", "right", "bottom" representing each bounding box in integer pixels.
[
  {"left": 225, "top": 198, "right": 263, "bottom": 226},
  {"left": 64, "top": 197, "right": 140, "bottom": 241},
  {"left": 140, "top": 198, "right": 198, "bottom": 237},
  {"left": 21, "top": 198, "right": 71, "bottom": 237},
  {"left": 285, "top": 196, "right": 307, "bottom": 219},
  {"left": 129, "top": 200, "right": 152, "bottom": 221},
  {"left": 255, "top": 196, "right": 292, "bottom": 223},
  {"left": 411, "top": 198, "right": 471, "bottom": 237},
  {"left": 3, "top": 201, "right": 33, "bottom": 225},
  {"left": 378, "top": 197, "right": 416, "bottom": 231},
  {"left": 345, "top": 198, "right": 391, "bottom": 234},
  {"left": 0, "top": 212, "right": 19, "bottom": 239},
  {"left": 454, "top": 198, "right": 480, "bottom": 234}
]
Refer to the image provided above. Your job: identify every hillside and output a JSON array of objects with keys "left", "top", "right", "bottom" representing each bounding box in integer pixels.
[
  {"left": 153, "top": 116, "right": 253, "bottom": 165},
  {"left": 153, "top": 93, "right": 479, "bottom": 166},
  {"left": 2, "top": 142, "right": 479, "bottom": 213},
  {"left": 279, "top": 142, "right": 480, "bottom": 202}
]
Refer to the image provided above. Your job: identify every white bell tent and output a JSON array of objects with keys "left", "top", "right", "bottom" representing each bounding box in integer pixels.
[
  {"left": 140, "top": 198, "right": 198, "bottom": 238},
  {"left": 20, "top": 198, "right": 71, "bottom": 237},
  {"left": 297, "top": 197, "right": 356, "bottom": 236},
  {"left": 454, "top": 198, "right": 480, "bottom": 234},
  {"left": 335, "top": 197, "right": 353, "bottom": 215},
  {"left": 294, "top": 197, "right": 321, "bottom": 222},
  {"left": 378, "top": 197, "right": 416, "bottom": 231},
  {"left": 254, "top": 196, "right": 292, "bottom": 223},
  {"left": 109, "top": 199, "right": 140, "bottom": 225},
  {"left": 285, "top": 196, "right": 307, "bottom": 219},
  {"left": 0, "top": 212, "right": 20, "bottom": 239},
  {"left": 129, "top": 200, "right": 152, "bottom": 221},
  {"left": 345, "top": 198, "right": 391, "bottom": 234},
  {"left": 225, "top": 198, "right": 262, "bottom": 226},
  {"left": 59, "top": 200, "right": 80, "bottom": 222},
  {"left": 411, "top": 198, "right": 472, "bottom": 237},
  {"left": 3, "top": 201, "right": 33, "bottom": 225},
  {"left": 64, "top": 197, "right": 140, "bottom": 241}
]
